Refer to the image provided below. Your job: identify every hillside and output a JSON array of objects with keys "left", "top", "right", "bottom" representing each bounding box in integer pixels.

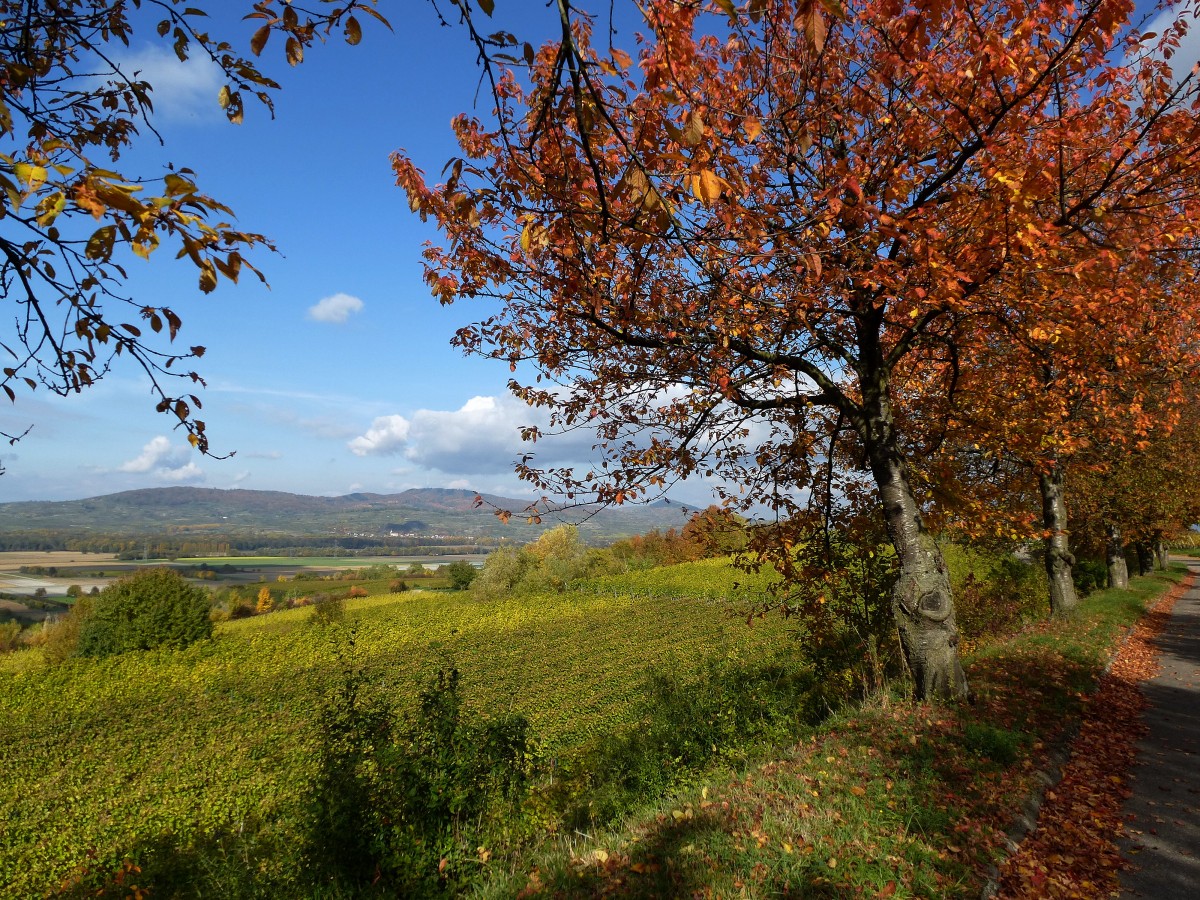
[{"left": 0, "top": 486, "right": 690, "bottom": 543}]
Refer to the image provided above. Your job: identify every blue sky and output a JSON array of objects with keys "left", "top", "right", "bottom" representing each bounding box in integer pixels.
[
  {"left": 0, "top": 3, "right": 626, "bottom": 503},
  {"left": 0, "top": 1, "right": 1190, "bottom": 504}
]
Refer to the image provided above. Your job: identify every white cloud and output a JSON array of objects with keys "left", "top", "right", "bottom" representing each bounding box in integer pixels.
[
  {"left": 244, "top": 450, "right": 283, "bottom": 460},
  {"left": 402, "top": 396, "right": 530, "bottom": 473},
  {"left": 348, "top": 414, "right": 411, "bottom": 456},
  {"left": 118, "top": 436, "right": 188, "bottom": 473},
  {"left": 347, "top": 395, "right": 595, "bottom": 475},
  {"left": 155, "top": 462, "right": 205, "bottom": 484},
  {"left": 111, "top": 44, "right": 223, "bottom": 123},
  {"left": 307, "top": 293, "right": 364, "bottom": 324}
]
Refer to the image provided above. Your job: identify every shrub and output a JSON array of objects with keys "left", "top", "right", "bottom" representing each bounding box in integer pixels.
[
  {"left": 557, "top": 652, "right": 818, "bottom": 828},
  {"left": 228, "top": 603, "right": 254, "bottom": 620},
  {"left": 309, "top": 593, "right": 346, "bottom": 627},
  {"left": 0, "top": 620, "right": 21, "bottom": 653},
  {"left": 470, "top": 547, "right": 529, "bottom": 599},
  {"left": 40, "top": 602, "right": 97, "bottom": 663},
  {"left": 1072, "top": 557, "right": 1109, "bottom": 597},
  {"left": 951, "top": 552, "right": 1048, "bottom": 642},
  {"left": 347, "top": 585, "right": 369, "bottom": 599},
  {"left": 305, "top": 664, "right": 530, "bottom": 896},
  {"left": 443, "top": 561, "right": 478, "bottom": 591},
  {"left": 76, "top": 569, "right": 213, "bottom": 658},
  {"left": 389, "top": 579, "right": 409, "bottom": 593}
]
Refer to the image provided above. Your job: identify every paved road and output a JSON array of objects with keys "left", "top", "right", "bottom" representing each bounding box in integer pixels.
[{"left": 1118, "top": 561, "right": 1200, "bottom": 899}]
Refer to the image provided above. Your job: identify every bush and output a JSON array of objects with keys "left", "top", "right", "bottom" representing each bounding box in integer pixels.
[
  {"left": 0, "top": 620, "right": 21, "bottom": 653},
  {"left": 305, "top": 664, "right": 530, "bottom": 896},
  {"left": 389, "top": 579, "right": 409, "bottom": 593},
  {"left": 557, "top": 652, "right": 818, "bottom": 828},
  {"left": 951, "top": 552, "right": 1048, "bottom": 642},
  {"left": 309, "top": 593, "right": 346, "bottom": 627},
  {"left": 469, "top": 547, "right": 529, "bottom": 599},
  {"left": 472, "top": 525, "right": 590, "bottom": 598},
  {"left": 1073, "top": 557, "right": 1109, "bottom": 597},
  {"left": 443, "top": 561, "right": 478, "bottom": 591},
  {"left": 256, "top": 586, "right": 274, "bottom": 614},
  {"left": 76, "top": 569, "right": 213, "bottom": 658}
]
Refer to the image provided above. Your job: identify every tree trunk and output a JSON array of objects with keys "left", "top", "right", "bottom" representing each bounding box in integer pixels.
[
  {"left": 1038, "top": 467, "right": 1078, "bottom": 615},
  {"left": 1153, "top": 531, "right": 1169, "bottom": 570},
  {"left": 860, "top": 392, "right": 969, "bottom": 702},
  {"left": 1135, "top": 542, "right": 1154, "bottom": 577},
  {"left": 1105, "top": 523, "right": 1129, "bottom": 589}
]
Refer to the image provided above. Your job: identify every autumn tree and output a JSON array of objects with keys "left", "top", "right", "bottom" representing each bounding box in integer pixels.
[
  {"left": 1070, "top": 389, "right": 1200, "bottom": 585},
  {"left": 256, "top": 584, "right": 274, "bottom": 614},
  {"left": 905, "top": 250, "right": 1199, "bottom": 613},
  {"left": 0, "top": 0, "right": 385, "bottom": 459},
  {"left": 397, "top": 0, "right": 1200, "bottom": 699}
]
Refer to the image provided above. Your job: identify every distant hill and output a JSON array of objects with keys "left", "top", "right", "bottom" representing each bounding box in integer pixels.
[{"left": 0, "top": 487, "right": 691, "bottom": 543}]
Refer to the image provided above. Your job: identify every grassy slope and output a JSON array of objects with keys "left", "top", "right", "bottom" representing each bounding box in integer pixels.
[
  {"left": 484, "top": 569, "right": 1183, "bottom": 899},
  {"left": 0, "top": 572, "right": 791, "bottom": 895},
  {"left": 1, "top": 557, "right": 1182, "bottom": 897}
]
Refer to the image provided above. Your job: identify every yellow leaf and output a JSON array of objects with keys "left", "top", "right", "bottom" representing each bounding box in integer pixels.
[
  {"left": 345, "top": 15, "right": 362, "bottom": 45},
  {"left": 715, "top": 0, "right": 738, "bottom": 21},
  {"left": 164, "top": 174, "right": 196, "bottom": 197},
  {"left": 828, "top": 857, "right": 838, "bottom": 868},
  {"left": 681, "top": 110, "right": 705, "bottom": 146},
  {"left": 198, "top": 260, "right": 218, "bottom": 293},
  {"left": 13, "top": 163, "right": 48, "bottom": 190},
  {"left": 35, "top": 191, "right": 66, "bottom": 226},
  {"left": 218, "top": 85, "right": 231, "bottom": 109},
  {"left": 744, "top": 116, "right": 762, "bottom": 142},
  {"left": 694, "top": 168, "right": 724, "bottom": 205}
]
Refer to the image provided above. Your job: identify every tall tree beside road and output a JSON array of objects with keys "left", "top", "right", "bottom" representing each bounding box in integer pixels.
[{"left": 397, "top": 0, "right": 1200, "bottom": 699}]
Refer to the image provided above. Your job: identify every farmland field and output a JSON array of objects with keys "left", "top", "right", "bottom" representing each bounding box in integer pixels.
[
  {"left": 0, "top": 551, "right": 121, "bottom": 570},
  {"left": 182, "top": 554, "right": 488, "bottom": 568},
  {"left": 0, "top": 567, "right": 795, "bottom": 895}
]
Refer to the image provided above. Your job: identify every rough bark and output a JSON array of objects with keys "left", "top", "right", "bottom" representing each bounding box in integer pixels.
[
  {"left": 1038, "top": 468, "right": 1079, "bottom": 615},
  {"left": 1155, "top": 539, "right": 1170, "bottom": 571},
  {"left": 859, "top": 389, "right": 969, "bottom": 702},
  {"left": 1105, "top": 523, "right": 1129, "bottom": 589}
]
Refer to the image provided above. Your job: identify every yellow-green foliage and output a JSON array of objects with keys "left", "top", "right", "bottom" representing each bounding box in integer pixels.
[
  {"left": 0, "top": 583, "right": 793, "bottom": 895},
  {"left": 579, "top": 556, "right": 782, "bottom": 600}
]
